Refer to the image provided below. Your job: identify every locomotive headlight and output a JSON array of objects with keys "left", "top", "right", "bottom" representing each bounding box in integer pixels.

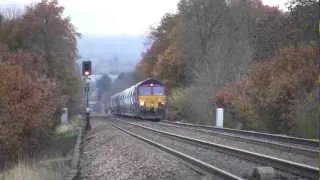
[
  {"left": 139, "top": 101, "right": 145, "bottom": 106},
  {"left": 158, "top": 100, "right": 165, "bottom": 105}
]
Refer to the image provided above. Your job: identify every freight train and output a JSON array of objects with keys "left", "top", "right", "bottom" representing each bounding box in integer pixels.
[{"left": 110, "top": 78, "right": 167, "bottom": 120}]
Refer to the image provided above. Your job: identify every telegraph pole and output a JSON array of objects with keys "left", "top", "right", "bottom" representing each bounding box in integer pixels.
[{"left": 82, "top": 61, "right": 92, "bottom": 131}]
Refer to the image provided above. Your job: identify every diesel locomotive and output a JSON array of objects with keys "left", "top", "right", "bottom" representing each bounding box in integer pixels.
[{"left": 110, "top": 78, "right": 167, "bottom": 120}]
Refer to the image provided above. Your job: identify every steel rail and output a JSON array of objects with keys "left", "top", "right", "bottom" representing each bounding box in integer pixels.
[
  {"left": 154, "top": 122, "right": 318, "bottom": 158},
  {"left": 112, "top": 123, "right": 245, "bottom": 180},
  {"left": 118, "top": 120, "right": 319, "bottom": 179},
  {"left": 162, "top": 120, "right": 319, "bottom": 148}
]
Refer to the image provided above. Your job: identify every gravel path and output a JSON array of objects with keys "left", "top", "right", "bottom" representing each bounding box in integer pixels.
[
  {"left": 137, "top": 121, "right": 317, "bottom": 167},
  {"left": 115, "top": 120, "right": 310, "bottom": 180},
  {"left": 79, "top": 119, "right": 211, "bottom": 180}
]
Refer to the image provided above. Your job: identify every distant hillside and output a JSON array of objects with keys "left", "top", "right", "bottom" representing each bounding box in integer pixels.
[{"left": 77, "top": 35, "right": 147, "bottom": 74}]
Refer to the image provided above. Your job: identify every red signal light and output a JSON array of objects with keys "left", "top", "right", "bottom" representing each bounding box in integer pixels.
[{"left": 82, "top": 61, "right": 92, "bottom": 76}]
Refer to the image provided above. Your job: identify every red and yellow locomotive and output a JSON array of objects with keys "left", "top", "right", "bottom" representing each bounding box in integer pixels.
[{"left": 110, "top": 78, "right": 167, "bottom": 120}]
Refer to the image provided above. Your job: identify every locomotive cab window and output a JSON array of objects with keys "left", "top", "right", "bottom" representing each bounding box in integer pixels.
[
  {"left": 152, "top": 86, "right": 165, "bottom": 96},
  {"left": 139, "top": 86, "right": 151, "bottom": 96}
]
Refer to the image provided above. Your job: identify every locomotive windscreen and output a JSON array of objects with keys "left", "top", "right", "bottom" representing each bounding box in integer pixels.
[
  {"left": 139, "top": 86, "right": 151, "bottom": 96},
  {"left": 152, "top": 86, "right": 165, "bottom": 95},
  {"left": 138, "top": 85, "right": 164, "bottom": 96}
]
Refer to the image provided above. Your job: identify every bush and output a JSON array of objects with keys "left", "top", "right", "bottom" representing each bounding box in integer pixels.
[
  {"left": 292, "top": 89, "right": 319, "bottom": 138},
  {"left": 216, "top": 46, "right": 319, "bottom": 138},
  {"left": 168, "top": 88, "right": 190, "bottom": 111},
  {"left": 55, "top": 116, "right": 83, "bottom": 137},
  {"left": 168, "top": 88, "right": 202, "bottom": 120},
  {"left": 0, "top": 63, "right": 63, "bottom": 160},
  {"left": 168, "top": 87, "right": 214, "bottom": 124}
]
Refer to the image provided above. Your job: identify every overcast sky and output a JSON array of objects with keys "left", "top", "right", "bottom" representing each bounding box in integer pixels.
[{"left": 1, "top": 0, "right": 288, "bottom": 36}]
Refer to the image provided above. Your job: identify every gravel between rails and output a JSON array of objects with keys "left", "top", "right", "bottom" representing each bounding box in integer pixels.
[
  {"left": 114, "top": 120, "right": 314, "bottom": 180},
  {"left": 136, "top": 120, "right": 318, "bottom": 167},
  {"left": 79, "top": 119, "right": 212, "bottom": 180},
  {"left": 113, "top": 121, "right": 261, "bottom": 179}
]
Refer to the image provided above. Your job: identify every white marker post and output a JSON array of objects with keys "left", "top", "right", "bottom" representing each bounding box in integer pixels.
[
  {"left": 61, "top": 107, "right": 68, "bottom": 125},
  {"left": 216, "top": 108, "right": 224, "bottom": 128}
]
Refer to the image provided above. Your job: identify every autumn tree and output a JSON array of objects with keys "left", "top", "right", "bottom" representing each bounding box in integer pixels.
[
  {"left": 213, "top": 0, "right": 319, "bottom": 137},
  {"left": 0, "top": 43, "right": 64, "bottom": 163},
  {"left": 18, "top": 0, "right": 81, "bottom": 116},
  {"left": 0, "top": 0, "right": 81, "bottom": 164},
  {"left": 249, "top": 5, "right": 289, "bottom": 60},
  {"left": 287, "top": 0, "right": 318, "bottom": 45},
  {"left": 136, "top": 0, "right": 257, "bottom": 123},
  {"left": 216, "top": 46, "right": 319, "bottom": 137},
  {"left": 174, "top": 0, "right": 256, "bottom": 122},
  {"left": 135, "top": 0, "right": 319, "bottom": 136}
]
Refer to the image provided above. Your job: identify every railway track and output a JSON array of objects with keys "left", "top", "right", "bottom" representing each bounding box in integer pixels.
[
  {"left": 112, "top": 123, "right": 244, "bottom": 180},
  {"left": 112, "top": 118, "right": 319, "bottom": 180},
  {"left": 162, "top": 120, "right": 319, "bottom": 149},
  {"left": 135, "top": 121, "right": 318, "bottom": 163},
  {"left": 117, "top": 117, "right": 318, "bottom": 163}
]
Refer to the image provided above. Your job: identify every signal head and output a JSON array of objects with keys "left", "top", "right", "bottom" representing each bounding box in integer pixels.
[{"left": 82, "top": 61, "right": 92, "bottom": 76}]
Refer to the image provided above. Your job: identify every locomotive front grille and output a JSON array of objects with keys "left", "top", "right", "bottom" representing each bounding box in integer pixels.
[{"left": 139, "top": 96, "right": 166, "bottom": 109}]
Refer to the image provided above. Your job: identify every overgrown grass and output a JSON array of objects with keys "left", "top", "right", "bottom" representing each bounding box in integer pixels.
[
  {"left": 0, "top": 155, "right": 66, "bottom": 180},
  {"left": 55, "top": 116, "right": 83, "bottom": 138},
  {"left": 0, "top": 116, "right": 83, "bottom": 180}
]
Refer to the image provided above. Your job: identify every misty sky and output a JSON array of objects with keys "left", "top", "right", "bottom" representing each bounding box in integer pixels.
[{"left": 1, "top": 0, "right": 288, "bottom": 36}]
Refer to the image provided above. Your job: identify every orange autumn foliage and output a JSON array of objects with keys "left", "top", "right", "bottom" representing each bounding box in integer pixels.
[
  {"left": 0, "top": 43, "right": 64, "bottom": 161},
  {"left": 0, "top": 0, "right": 80, "bottom": 165},
  {"left": 216, "top": 46, "right": 319, "bottom": 135}
]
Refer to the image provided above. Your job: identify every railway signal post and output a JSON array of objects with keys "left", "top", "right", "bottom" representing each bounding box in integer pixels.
[
  {"left": 316, "top": 20, "right": 320, "bottom": 139},
  {"left": 82, "top": 60, "right": 92, "bottom": 131}
]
